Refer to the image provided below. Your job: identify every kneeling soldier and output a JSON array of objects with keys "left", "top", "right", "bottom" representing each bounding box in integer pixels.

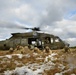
[
  {"left": 64, "top": 44, "right": 70, "bottom": 53},
  {"left": 43, "top": 46, "right": 52, "bottom": 54}
]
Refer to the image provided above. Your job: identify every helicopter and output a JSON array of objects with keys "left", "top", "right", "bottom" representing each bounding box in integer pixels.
[{"left": 0, "top": 26, "right": 66, "bottom": 50}]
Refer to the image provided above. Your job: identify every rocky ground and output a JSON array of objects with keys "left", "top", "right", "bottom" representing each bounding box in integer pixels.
[{"left": 0, "top": 47, "right": 76, "bottom": 75}]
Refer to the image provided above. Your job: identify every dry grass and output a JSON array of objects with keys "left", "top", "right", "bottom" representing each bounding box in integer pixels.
[{"left": 0, "top": 48, "right": 76, "bottom": 75}]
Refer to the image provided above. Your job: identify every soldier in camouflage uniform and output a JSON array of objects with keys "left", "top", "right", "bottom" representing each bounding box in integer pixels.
[{"left": 64, "top": 44, "right": 70, "bottom": 53}]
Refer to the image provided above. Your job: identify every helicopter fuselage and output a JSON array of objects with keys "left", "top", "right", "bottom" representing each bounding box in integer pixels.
[{"left": 0, "top": 31, "right": 66, "bottom": 50}]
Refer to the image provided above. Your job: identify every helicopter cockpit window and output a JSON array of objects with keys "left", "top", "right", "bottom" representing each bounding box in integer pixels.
[{"left": 55, "top": 38, "right": 59, "bottom": 42}]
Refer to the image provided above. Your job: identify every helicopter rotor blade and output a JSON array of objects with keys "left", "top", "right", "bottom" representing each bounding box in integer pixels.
[{"left": 0, "top": 21, "right": 41, "bottom": 31}]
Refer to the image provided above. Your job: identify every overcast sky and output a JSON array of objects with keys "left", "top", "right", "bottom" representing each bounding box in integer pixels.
[{"left": 0, "top": 0, "right": 76, "bottom": 46}]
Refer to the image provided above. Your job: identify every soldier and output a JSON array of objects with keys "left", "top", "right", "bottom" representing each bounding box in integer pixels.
[
  {"left": 16, "top": 44, "right": 21, "bottom": 50},
  {"left": 33, "top": 47, "right": 41, "bottom": 53},
  {"left": 43, "top": 46, "right": 52, "bottom": 54},
  {"left": 9, "top": 47, "right": 14, "bottom": 53},
  {"left": 44, "top": 38, "right": 50, "bottom": 44},
  {"left": 64, "top": 44, "right": 70, "bottom": 53}
]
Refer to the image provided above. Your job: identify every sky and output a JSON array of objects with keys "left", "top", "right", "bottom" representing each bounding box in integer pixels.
[{"left": 0, "top": 0, "right": 76, "bottom": 46}]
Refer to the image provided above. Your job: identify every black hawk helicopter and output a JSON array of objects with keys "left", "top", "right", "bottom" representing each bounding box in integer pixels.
[{"left": 0, "top": 26, "right": 66, "bottom": 50}]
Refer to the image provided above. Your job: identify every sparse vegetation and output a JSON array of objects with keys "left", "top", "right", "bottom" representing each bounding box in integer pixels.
[{"left": 0, "top": 47, "right": 76, "bottom": 75}]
